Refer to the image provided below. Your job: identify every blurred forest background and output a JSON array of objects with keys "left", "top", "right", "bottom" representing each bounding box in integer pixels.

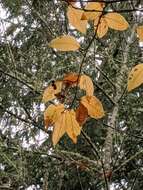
[{"left": 0, "top": 0, "right": 143, "bottom": 189}]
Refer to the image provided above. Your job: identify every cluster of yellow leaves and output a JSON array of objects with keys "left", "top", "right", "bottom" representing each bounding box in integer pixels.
[
  {"left": 67, "top": 2, "right": 129, "bottom": 38},
  {"left": 127, "top": 64, "right": 143, "bottom": 92},
  {"left": 48, "top": 2, "right": 129, "bottom": 51},
  {"left": 43, "top": 73, "right": 104, "bottom": 145},
  {"left": 44, "top": 105, "right": 81, "bottom": 145}
]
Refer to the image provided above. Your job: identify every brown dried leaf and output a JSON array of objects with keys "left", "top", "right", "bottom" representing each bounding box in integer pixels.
[{"left": 76, "top": 103, "right": 88, "bottom": 126}]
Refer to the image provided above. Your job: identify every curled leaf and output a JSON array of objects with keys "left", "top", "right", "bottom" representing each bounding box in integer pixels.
[
  {"left": 79, "top": 74, "right": 94, "bottom": 96},
  {"left": 42, "top": 81, "right": 62, "bottom": 103},
  {"left": 49, "top": 35, "right": 80, "bottom": 51},
  {"left": 63, "top": 73, "right": 79, "bottom": 86},
  {"left": 95, "top": 18, "right": 108, "bottom": 38},
  {"left": 81, "top": 96, "right": 104, "bottom": 119},
  {"left": 127, "top": 64, "right": 143, "bottom": 92}
]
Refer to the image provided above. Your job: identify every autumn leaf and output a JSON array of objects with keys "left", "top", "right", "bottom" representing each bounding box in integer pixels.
[
  {"left": 49, "top": 35, "right": 80, "bottom": 51},
  {"left": 79, "top": 74, "right": 94, "bottom": 96},
  {"left": 95, "top": 17, "right": 108, "bottom": 38},
  {"left": 127, "top": 64, "right": 143, "bottom": 92},
  {"left": 104, "top": 13, "right": 129, "bottom": 31},
  {"left": 67, "top": 6, "right": 88, "bottom": 34},
  {"left": 76, "top": 103, "right": 88, "bottom": 125},
  {"left": 63, "top": 72, "right": 79, "bottom": 86},
  {"left": 136, "top": 26, "right": 143, "bottom": 42},
  {"left": 84, "top": 2, "right": 103, "bottom": 20},
  {"left": 65, "top": 110, "right": 81, "bottom": 143},
  {"left": 52, "top": 111, "right": 67, "bottom": 145},
  {"left": 52, "top": 109, "right": 81, "bottom": 145},
  {"left": 42, "top": 81, "right": 62, "bottom": 103},
  {"left": 81, "top": 96, "right": 104, "bottom": 119},
  {"left": 44, "top": 104, "right": 64, "bottom": 129}
]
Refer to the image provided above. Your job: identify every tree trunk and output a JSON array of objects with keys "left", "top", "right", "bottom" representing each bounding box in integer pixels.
[{"left": 103, "top": 24, "right": 137, "bottom": 188}]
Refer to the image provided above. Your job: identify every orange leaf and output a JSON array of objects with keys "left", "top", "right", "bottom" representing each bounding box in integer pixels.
[
  {"left": 137, "top": 26, "right": 143, "bottom": 42},
  {"left": 67, "top": 6, "right": 88, "bottom": 34},
  {"left": 104, "top": 13, "right": 129, "bottom": 31},
  {"left": 42, "top": 81, "right": 62, "bottom": 103},
  {"left": 127, "top": 64, "right": 143, "bottom": 92},
  {"left": 84, "top": 2, "right": 103, "bottom": 20},
  {"left": 63, "top": 73, "right": 79, "bottom": 85},
  {"left": 76, "top": 103, "right": 88, "bottom": 126},
  {"left": 79, "top": 74, "right": 94, "bottom": 96},
  {"left": 44, "top": 104, "right": 64, "bottom": 129},
  {"left": 81, "top": 96, "right": 104, "bottom": 119},
  {"left": 95, "top": 17, "right": 108, "bottom": 38},
  {"left": 65, "top": 110, "right": 81, "bottom": 143},
  {"left": 49, "top": 35, "right": 80, "bottom": 51}
]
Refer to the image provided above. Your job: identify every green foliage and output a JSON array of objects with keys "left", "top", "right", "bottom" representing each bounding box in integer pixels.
[{"left": 0, "top": 0, "right": 143, "bottom": 189}]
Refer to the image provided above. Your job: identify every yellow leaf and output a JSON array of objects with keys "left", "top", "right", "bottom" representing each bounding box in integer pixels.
[
  {"left": 137, "top": 26, "right": 143, "bottom": 42},
  {"left": 94, "top": 15, "right": 100, "bottom": 26},
  {"left": 105, "top": 13, "right": 129, "bottom": 31},
  {"left": 76, "top": 103, "right": 88, "bottom": 126},
  {"left": 52, "top": 109, "right": 81, "bottom": 145},
  {"left": 44, "top": 104, "right": 64, "bottom": 129},
  {"left": 81, "top": 96, "right": 104, "bottom": 119},
  {"left": 67, "top": 6, "right": 88, "bottom": 34},
  {"left": 52, "top": 111, "right": 66, "bottom": 145},
  {"left": 42, "top": 81, "right": 62, "bottom": 103},
  {"left": 79, "top": 74, "right": 94, "bottom": 95},
  {"left": 95, "top": 18, "right": 108, "bottom": 38},
  {"left": 84, "top": 2, "right": 103, "bottom": 20},
  {"left": 49, "top": 35, "right": 80, "bottom": 51},
  {"left": 65, "top": 110, "right": 81, "bottom": 143},
  {"left": 127, "top": 64, "right": 143, "bottom": 92}
]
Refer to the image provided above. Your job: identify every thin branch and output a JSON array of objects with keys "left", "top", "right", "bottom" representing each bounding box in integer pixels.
[
  {"left": 113, "top": 149, "right": 143, "bottom": 173},
  {"left": 0, "top": 69, "right": 40, "bottom": 94},
  {"left": 70, "top": 5, "right": 107, "bottom": 108},
  {"left": 71, "top": 4, "right": 143, "bottom": 13},
  {"left": 93, "top": 81, "right": 116, "bottom": 105},
  {"left": 81, "top": 130, "right": 109, "bottom": 190},
  {"left": 130, "top": 168, "right": 139, "bottom": 190}
]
